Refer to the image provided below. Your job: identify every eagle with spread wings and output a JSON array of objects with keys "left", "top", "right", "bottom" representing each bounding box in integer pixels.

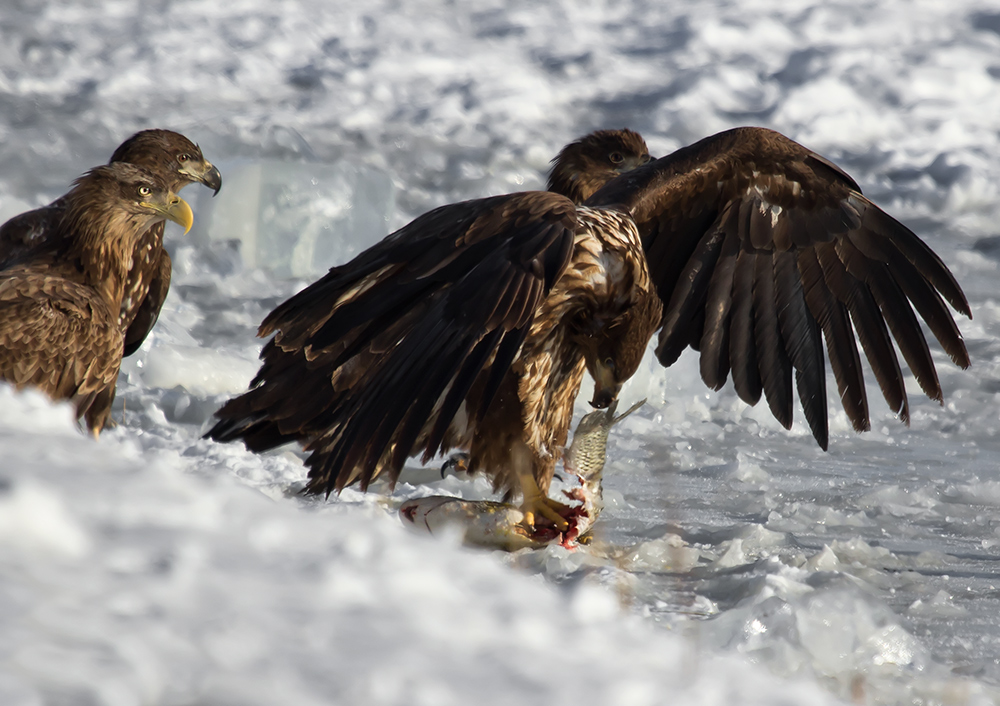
[
  {"left": 0, "top": 129, "right": 222, "bottom": 356},
  {"left": 208, "top": 127, "right": 969, "bottom": 531},
  {"left": 0, "top": 163, "right": 194, "bottom": 435}
]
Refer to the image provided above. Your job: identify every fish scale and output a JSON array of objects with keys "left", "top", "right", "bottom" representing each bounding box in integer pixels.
[{"left": 565, "top": 398, "right": 646, "bottom": 481}]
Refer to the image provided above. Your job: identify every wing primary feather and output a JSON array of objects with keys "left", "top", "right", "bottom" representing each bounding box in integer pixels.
[
  {"left": 391, "top": 337, "right": 480, "bottom": 472},
  {"left": 883, "top": 245, "right": 970, "bottom": 369},
  {"left": 774, "top": 249, "right": 828, "bottom": 448},
  {"left": 642, "top": 208, "right": 720, "bottom": 323},
  {"left": 835, "top": 238, "right": 909, "bottom": 421},
  {"left": 337, "top": 316, "right": 467, "bottom": 491},
  {"left": 865, "top": 262, "right": 942, "bottom": 401},
  {"left": 801, "top": 246, "right": 870, "bottom": 432},
  {"left": 309, "top": 276, "right": 431, "bottom": 355},
  {"left": 699, "top": 228, "right": 739, "bottom": 390},
  {"left": 729, "top": 248, "right": 762, "bottom": 405},
  {"left": 864, "top": 205, "right": 971, "bottom": 318},
  {"left": 752, "top": 250, "right": 793, "bottom": 429},
  {"left": 656, "top": 204, "right": 734, "bottom": 366},
  {"left": 337, "top": 269, "right": 538, "bottom": 488},
  {"left": 477, "top": 326, "right": 529, "bottom": 422}
]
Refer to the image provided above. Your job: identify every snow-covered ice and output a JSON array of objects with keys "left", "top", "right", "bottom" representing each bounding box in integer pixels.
[{"left": 2, "top": 1, "right": 1000, "bottom": 704}]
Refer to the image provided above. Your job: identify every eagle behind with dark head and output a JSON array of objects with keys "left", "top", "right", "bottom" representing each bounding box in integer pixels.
[{"left": 547, "top": 128, "right": 651, "bottom": 203}]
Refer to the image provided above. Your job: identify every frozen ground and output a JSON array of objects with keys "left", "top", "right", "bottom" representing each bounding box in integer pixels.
[{"left": 2, "top": 1, "right": 1000, "bottom": 704}]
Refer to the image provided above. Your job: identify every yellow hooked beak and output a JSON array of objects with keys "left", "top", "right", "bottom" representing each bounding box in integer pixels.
[{"left": 145, "top": 193, "right": 194, "bottom": 235}]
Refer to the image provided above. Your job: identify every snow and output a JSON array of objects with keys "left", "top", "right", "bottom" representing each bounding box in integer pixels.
[
  {"left": 0, "top": 387, "right": 839, "bottom": 706},
  {"left": 2, "top": 1, "right": 1000, "bottom": 704}
]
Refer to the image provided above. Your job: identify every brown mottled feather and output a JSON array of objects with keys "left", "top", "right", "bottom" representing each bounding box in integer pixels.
[
  {"left": 0, "top": 129, "right": 221, "bottom": 356},
  {"left": 0, "top": 274, "right": 122, "bottom": 430},
  {"left": 0, "top": 163, "right": 187, "bottom": 434}
]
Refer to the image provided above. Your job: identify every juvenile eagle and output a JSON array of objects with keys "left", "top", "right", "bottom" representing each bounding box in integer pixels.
[
  {"left": 0, "top": 129, "right": 222, "bottom": 356},
  {"left": 0, "top": 163, "right": 194, "bottom": 435},
  {"left": 208, "top": 129, "right": 658, "bottom": 528},
  {"left": 208, "top": 127, "right": 969, "bottom": 528}
]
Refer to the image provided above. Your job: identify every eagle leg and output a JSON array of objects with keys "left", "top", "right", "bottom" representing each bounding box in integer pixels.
[{"left": 518, "top": 472, "right": 571, "bottom": 531}]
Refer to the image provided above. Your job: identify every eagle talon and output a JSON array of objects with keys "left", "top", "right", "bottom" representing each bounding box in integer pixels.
[
  {"left": 520, "top": 494, "right": 572, "bottom": 532},
  {"left": 441, "top": 452, "right": 470, "bottom": 477}
]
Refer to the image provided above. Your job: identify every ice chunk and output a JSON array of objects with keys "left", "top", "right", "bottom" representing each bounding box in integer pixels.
[
  {"left": 908, "top": 590, "right": 968, "bottom": 619},
  {"left": 711, "top": 537, "right": 749, "bottom": 569},
  {"left": 194, "top": 159, "right": 395, "bottom": 279},
  {"left": 796, "top": 583, "right": 932, "bottom": 677},
  {"left": 623, "top": 533, "right": 702, "bottom": 572},
  {"left": 138, "top": 344, "right": 259, "bottom": 396}
]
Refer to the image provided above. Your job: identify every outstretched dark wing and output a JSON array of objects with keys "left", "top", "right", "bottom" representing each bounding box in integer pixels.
[
  {"left": 208, "top": 191, "right": 578, "bottom": 492},
  {"left": 586, "top": 127, "right": 970, "bottom": 449}
]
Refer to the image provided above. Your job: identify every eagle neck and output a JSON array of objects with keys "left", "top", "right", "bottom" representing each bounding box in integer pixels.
[{"left": 62, "top": 202, "right": 159, "bottom": 310}]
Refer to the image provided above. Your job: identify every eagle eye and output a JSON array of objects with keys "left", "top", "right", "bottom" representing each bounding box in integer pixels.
[
  {"left": 177, "top": 154, "right": 190, "bottom": 163},
  {"left": 609, "top": 152, "right": 624, "bottom": 165},
  {"left": 603, "top": 357, "right": 615, "bottom": 369},
  {"left": 137, "top": 185, "right": 152, "bottom": 197}
]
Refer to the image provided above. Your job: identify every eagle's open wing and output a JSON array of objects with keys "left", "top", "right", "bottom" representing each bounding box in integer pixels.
[
  {"left": 586, "top": 127, "right": 970, "bottom": 449},
  {"left": 208, "top": 191, "right": 578, "bottom": 493}
]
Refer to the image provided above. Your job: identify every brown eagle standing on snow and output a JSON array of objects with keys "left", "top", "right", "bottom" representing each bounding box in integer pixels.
[
  {"left": 209, "top": 130, "right": 658, "bottom": 528},
  {"left": 0, "top": 129, "right": 222, "bottom": 356},
  {"left": 208, "top": 127, "right": 969, "bottom": 530},
  {"left": 0, "top": 163, "right": 194, "bottom": 435}
]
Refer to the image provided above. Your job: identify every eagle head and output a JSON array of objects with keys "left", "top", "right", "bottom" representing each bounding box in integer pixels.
[
  {"left": 580, "top": 289, "right": 663, "bottom": 408},
  {"left": 111, "top": 129, "right": 223, "bottom": 195},
  {"left": 547, "top": 129, "right": 652, "bottom": 204}
]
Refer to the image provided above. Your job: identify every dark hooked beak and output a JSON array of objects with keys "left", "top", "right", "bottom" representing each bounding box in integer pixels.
[
  {"left": 589, "top": 376, "right": 622, "bottom": 409},
  {"left": 589, "top": 357, "right": 620, "bottom": 409},
  {"left": 201, "top": 164, "right": 223, "bottom": 195},
  {"left": 589, "top": 387, "right": 616, "bottom": 409}
]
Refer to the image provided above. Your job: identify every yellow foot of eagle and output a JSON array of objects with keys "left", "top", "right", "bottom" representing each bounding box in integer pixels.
[{"left": 519, "top": 475, "right": 571, "bottom": 531}]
